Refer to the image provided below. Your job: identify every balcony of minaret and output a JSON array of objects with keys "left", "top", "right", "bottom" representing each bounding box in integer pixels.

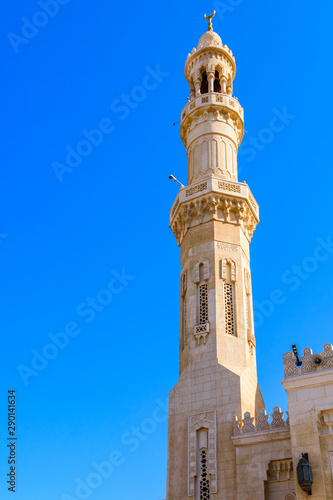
[
  {"left": 169, "top": 177, "right": 259, "bottom": 246},
  {"left": 180, "top": 93, "right": 244, "bottom": 144}
]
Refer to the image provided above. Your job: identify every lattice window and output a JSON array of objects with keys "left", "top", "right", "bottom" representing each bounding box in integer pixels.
[
  {"left": 200, "top": 449, "right": 210, "bottom": 500},
  {"left": 224, "top": 282, "right": 235, "bottom": 336},
  {"left": 199, "top": 284, "right": 208, "bottom": 324}
]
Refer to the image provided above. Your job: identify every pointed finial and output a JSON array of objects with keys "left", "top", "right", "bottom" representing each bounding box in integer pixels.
[{"left": 204, "top": 10, "right": 216, "bottom": 31}]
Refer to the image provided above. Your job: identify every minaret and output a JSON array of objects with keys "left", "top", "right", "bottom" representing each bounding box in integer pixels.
[{"left": 167, "top": 12, "right": 264, "bottom": 500}]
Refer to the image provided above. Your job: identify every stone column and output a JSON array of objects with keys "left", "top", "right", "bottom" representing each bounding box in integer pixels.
[
  {"left": 220, "top": 75, "right": 227, "bottom": 93},
  {"left": 207, "top": 71, "right": 215, "bottom": 93}
]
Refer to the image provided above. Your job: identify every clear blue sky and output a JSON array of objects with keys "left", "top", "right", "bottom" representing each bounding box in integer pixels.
[{"left": 1, "top": 1, "right": 333, "bottom": 499}]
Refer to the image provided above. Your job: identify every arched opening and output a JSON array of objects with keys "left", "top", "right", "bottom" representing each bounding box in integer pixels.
[
  {"left": 200, "top": 71, "right": 208, "bottom": 94},
  {"left": 214, "top": 70, "right": 221, "bottom": 92}
]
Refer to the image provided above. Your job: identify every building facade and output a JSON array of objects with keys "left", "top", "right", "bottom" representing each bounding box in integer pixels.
[{"left": 166, "top": 13, "right": 333, "bottom": 500}]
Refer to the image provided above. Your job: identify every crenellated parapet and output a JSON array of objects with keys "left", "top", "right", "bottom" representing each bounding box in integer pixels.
[
  {"left": 233, "top": 407, "right": 289, "bottom": 436},
  {"left": 283, "top": 343, "right": 333, "bottom": 378}
]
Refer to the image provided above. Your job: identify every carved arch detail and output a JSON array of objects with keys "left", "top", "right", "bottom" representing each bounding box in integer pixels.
[
  {"left": 194, "top": 258, "right": 210, "bottom": 283},
  {"left": 220, "top": 258, "right": 236, "bottom": 282}
]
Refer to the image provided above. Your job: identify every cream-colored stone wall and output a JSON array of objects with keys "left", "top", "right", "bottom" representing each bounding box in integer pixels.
[{"left": 232, "top": 430, "right": 293, "bottom": 500}]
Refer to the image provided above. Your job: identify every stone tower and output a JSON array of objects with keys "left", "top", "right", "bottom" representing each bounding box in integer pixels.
[{"left": 167, "top": 12, "right": 264, "bottom": 500}]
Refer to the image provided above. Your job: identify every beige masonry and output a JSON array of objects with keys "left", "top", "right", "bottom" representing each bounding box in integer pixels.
[{"left": 165, "top": 13, "right": 333, "bottom": 500}]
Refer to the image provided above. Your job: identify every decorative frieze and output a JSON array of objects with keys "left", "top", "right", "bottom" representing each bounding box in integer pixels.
[
  {"left": 188, "top": 411, "right": 217, "bottom": 497},
  {"left": 218, "top": 181, "right": 241, "bottom": 193},
  {"left": 283, "top": 344, "right": 333, "bottom": 378},
  {"left": 216, "top": 241, "right": 240, "bottom": 253},
  {"left": 233, "top": 407, "right": 289, "bottom": 436}
]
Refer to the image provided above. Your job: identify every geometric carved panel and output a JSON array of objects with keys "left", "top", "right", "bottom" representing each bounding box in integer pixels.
[{"left": 188, "top": 411, "right": 217, "bottom": 497}]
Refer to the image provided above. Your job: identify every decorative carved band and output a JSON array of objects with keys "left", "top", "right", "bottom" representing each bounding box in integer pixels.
[
  {"left": 218, "top": 181, "right": 241, "bottom": 193},
  {"left": 216, "top": 242, "right": 240, "bottom": 253},
  {"left": 186, "top": 182, "right": 207, "bottom": 197},
  {"left": 233, "top": 407, "right": 289, "bottom": 436}
]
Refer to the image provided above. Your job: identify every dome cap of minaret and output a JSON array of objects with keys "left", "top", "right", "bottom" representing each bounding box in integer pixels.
[
  {"left": 197, "top": 10, "right": 222, "bottom": 50},
  {"left": 197, "top": 30, "right": 222, "bottom": 49}
]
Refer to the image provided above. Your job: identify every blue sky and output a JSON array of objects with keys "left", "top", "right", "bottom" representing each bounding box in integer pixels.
[{"left": 1, "top": 0, "right": 333, "bottom": 499}]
